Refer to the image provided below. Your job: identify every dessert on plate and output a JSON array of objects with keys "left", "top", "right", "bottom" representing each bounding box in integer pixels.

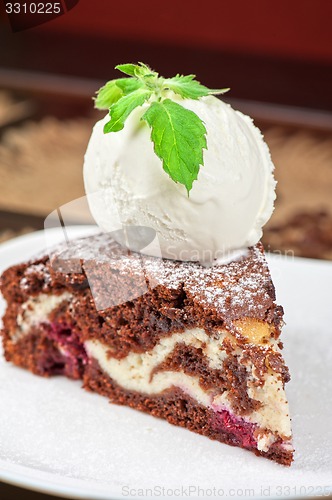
[{"left": 0, "top": 63, "right": 293, "bottom": 465}]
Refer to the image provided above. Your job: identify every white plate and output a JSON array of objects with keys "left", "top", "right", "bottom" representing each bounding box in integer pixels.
[{"left": 0, "top": 228, "right": 331, "bottom": 500}]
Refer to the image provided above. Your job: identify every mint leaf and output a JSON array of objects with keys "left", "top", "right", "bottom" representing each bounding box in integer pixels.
[
  {"left": 115, "top": 63, "right": 139, "bottom": 77},
  {"left": 142, "top": 99, "right": 207, "bottom": 192},
  {"left": 164, "top": 74, "right": 229, "bottom": 100},
  {"left": 115, "top": 62, "right": 155, "bottom": 79},
  {"left": 95, "top": 78, "right": 144, "bottom": 110},
  {"left": 115, "top": 78, "right": 144, "bottom": 94},
  {"left": 94, "top": 81, "right": 123, "bottom": 109},
  {"left": 104, "top": 88, "right": 152, "bottom": 133}
]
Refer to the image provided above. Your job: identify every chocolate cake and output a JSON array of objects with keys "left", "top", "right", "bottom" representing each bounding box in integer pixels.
[{"left": 0, "top": 232, "right": 293, "bottom": 465}]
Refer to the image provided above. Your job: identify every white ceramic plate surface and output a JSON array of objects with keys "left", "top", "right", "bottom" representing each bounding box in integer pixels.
[{"left": 0, "top": 228, "right": 331, "bottom": 499}]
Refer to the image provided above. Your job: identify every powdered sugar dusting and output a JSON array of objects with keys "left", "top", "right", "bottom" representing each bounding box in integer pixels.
[
  {"left": 50, "top": 233, "right": 274, "bottom": 321},
  {"left": 20, "top": 262, "right": 52, "bottom": 290}
]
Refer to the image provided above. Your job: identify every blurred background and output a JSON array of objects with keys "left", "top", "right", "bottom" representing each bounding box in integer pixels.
[
  {"left": 0, "top": 0, "right": 332, "bottom": 259},
  {"left": 0, "top": 1, "right": 332, "bottom": 498}
]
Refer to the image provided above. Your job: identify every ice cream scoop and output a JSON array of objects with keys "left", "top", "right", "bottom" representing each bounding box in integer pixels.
[{"left": 83, "top": 95, "right": 276, "bottom": 263}]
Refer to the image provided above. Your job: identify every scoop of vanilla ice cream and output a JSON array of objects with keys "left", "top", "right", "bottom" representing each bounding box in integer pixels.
[{"left": 83, "top": 95, "right": 276, "bottom": 263}]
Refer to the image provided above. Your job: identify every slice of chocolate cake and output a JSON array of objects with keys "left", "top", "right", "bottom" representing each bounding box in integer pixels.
[{"left": 0, "top": 232, "right": 293, "bottom": 465}]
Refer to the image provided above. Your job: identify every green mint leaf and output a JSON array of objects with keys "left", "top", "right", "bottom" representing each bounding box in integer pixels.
[
  {"left": 94, "top": 81, "right": 123, "bottom": 109},
  {"left": 115, "top": 63, "right": 138, "bottom": 77},
  {"left": 164, "top": 74, "right": 229, "bottom": 100},
  {"left": 104, "top": 88, "right": 152, "bottom": 133},
  {"left": 142, "top": 99, "right": 207, "bottom": 192},
  {"left": 115, "top": 62, "right": 155, "bottom": 79},
  {"left": 94, "top": 78, "right": 144, "bottom": 110},
  {"left": 115, "top": 78, "right": 144, "bottom": 94}
]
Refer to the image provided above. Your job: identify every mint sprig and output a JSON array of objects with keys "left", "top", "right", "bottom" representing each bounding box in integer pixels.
[{"left": 94, "top": 63, "right": 229, "bottom": 193}]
